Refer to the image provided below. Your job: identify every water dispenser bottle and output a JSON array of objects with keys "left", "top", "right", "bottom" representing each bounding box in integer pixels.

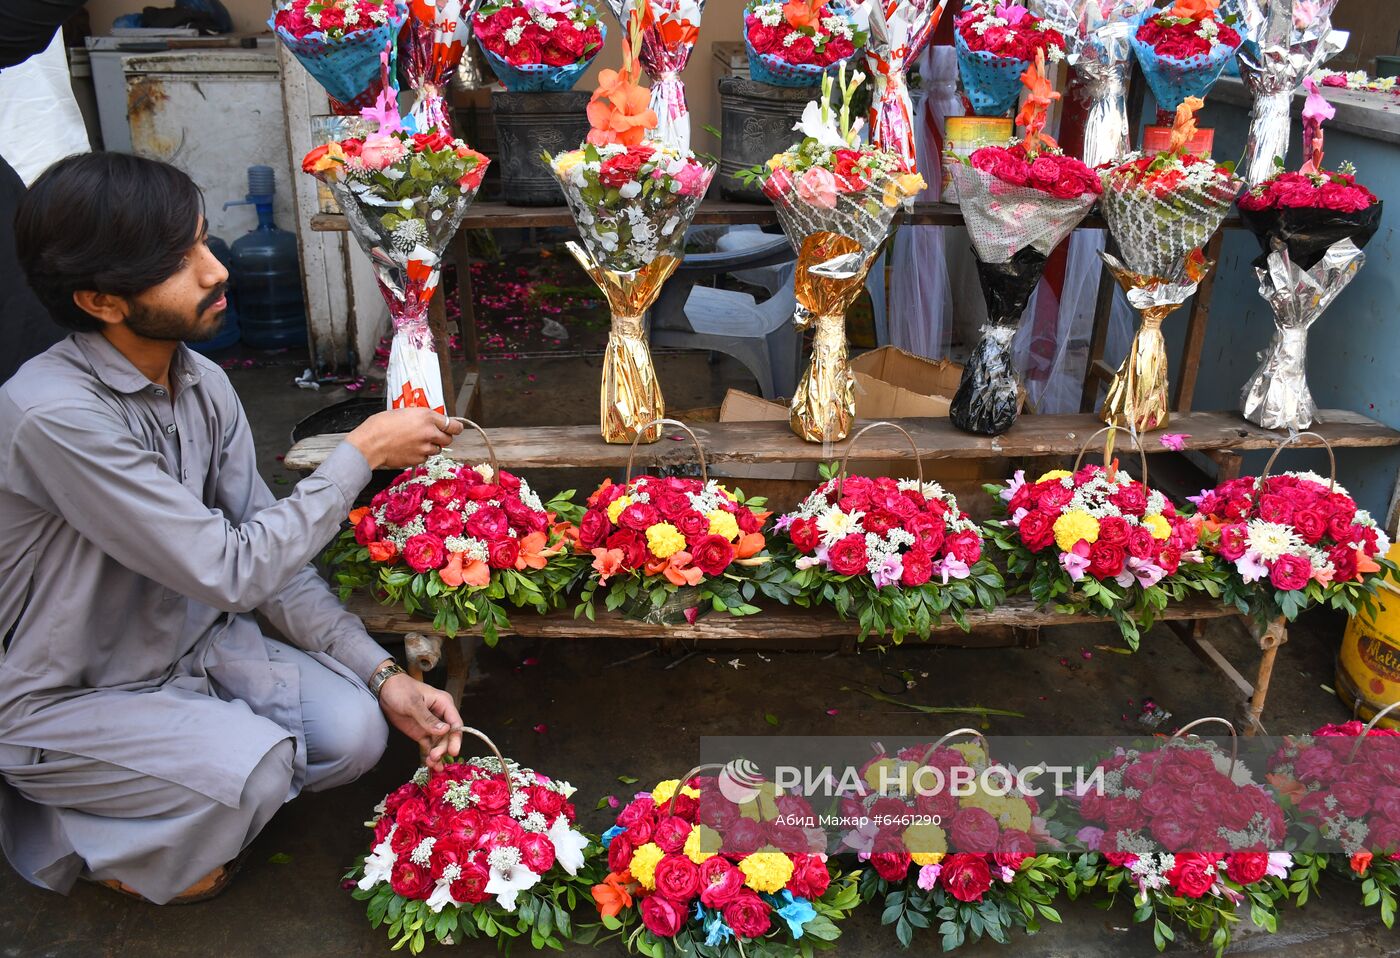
[
  {"left": 187, "top": 235, "right": 242, "bottom": 353},
  {"left": 224, "top": 166, "right": 307, "bottom": 350}
]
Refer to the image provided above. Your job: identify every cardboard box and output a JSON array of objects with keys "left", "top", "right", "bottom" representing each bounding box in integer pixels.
[{"left": 850, "top": 346, "right": 963, "bottom": 419}]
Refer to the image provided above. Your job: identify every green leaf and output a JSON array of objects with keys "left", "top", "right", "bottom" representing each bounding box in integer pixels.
[
  {"left": 764, "top": 712, "right": 781, "bottom": 727},
  {"left": 267, "top": 852, "right": 293, "bottom": 865}
]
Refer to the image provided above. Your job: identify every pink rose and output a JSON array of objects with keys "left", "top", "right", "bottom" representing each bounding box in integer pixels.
[
  {"left": 639, "top": 895, "right": 687, "bottom": 937},
  {"left": 519, "top": 832, "right": 556, "bottom": 874},
  {"left": 796, "top": 166, "right": 838, "bottom": 209},
  {"left": 402, "top": 533, "right": 447, "bottom": 573},
  {"left": 358, "top": 134, "right": 408, "bottom": 171},
  {"left": 1270, "top": 553, "right": 1312, "bottom": 592},
  {"left": 699, "top": 856, "right": 744, "bottom": 908}
]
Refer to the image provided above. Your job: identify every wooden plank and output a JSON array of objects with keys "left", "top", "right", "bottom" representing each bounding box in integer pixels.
[
  {"left": 427, "top": 288, "right": 455, "bottom": 407},
  {"left": 1174, "top": 227, "right": 1227, "bottom": 413},
  {"left": 285, "top": 409, "right": 1400, "bottom": 471}
]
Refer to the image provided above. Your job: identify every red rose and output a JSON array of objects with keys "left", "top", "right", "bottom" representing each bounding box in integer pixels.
[
  {"left": 1096, "top": 516, "right": 1130, "bottom": 547},
  {"left": 384, "top": 483, "right": 428, "bottom": 523},
  {"left": 720, "top": 817, "right": 765, "bottom": 857},
  {"left": 747, "top": 20, "right": 783, "bottom": 54},
  {"left": 950, "top": 806, "right": 1000, "bottom": 854},
  {"left": 862, "top": 510, "right": 897, "bottom": 536},
  {"left": 1215, "top": 522, "right": 1248, "bottom": 561},
  {"left": 426, "top": 477, "right": 463, "bottom": 506},
  {"left": 1166, "top": 852, "right": 1222, "bottom": 899},
  {"left": 519, "top": 832, "right": 556, "bottom": 874},
  {"left": 654, "top": 854, "right": 701, "bottom": 903},
  {"left": 618, "top": 796, "right": 656, "bottom": 827},
  {"left": 1088, "top": 541, "right": 1127, "bottom": 579},
  {"left": 607, "top": 529, "right": 649, "bottom": 569},
  {"left": 619, "top": 501, "right": 662, "bottom": 532},
  {"left": 449, "top": 860, "right": 491, "bottom": 903},
  {"left": 487, "top": 537, "right": 519, "bottom": 570},
  {"left": 1327, "top": 544, "right": 1360, "bottom": 582},
  {"left": 1036, "top": 481, "right": 1074, "bottom": 513},
  {"left": 1128, "top": 526, "right": 1159, "bottom": 561},
  {"left": 786, "top": 853, "right": 831, "bottom": 900},
  {"left": 403, "top": 533, "right": 447, "bottom": 573},
  {"left": 1269, "top": 553, "right": 1312, "bottom": 592},
  {"left": 625, "top": 815, "right": 655, "bottom": 846},
  {"left": 465, "top": 505, "right": 509, "bottom": 540},
  {"left": 1111, "top": 484, "right": 1148, "bottom": 516},
  {"left": 673, "top": 510, "right": 709, "bottom": 540},
  {"left": 1257, "top": 493, "right": 1294, "bottom": 525},
  {"left": 939, "top": 853, "right": 993, "bottom": 903},
  {"left": 607, "top": 832, "right": 635, "bottom": 872},
  {"left": 723, "top": 889, "right": 772, "bottom": 938},
  {"left": 444, "top": 808, "right": 487, "bottom": 848},
  {"left": 482, "top": 814, "right": 524, "bottom": 851},
  {"left": 699, "top": 856, "right": 745, "bottom": 908},
  {"left": 1226, "top": 852, "right": 1270, "bottom": 886},
  {"left": 355, "top": 513, "right": 380, "bottom": 546},
  {"left": 1149, "top": 812, "right": 1199, "bottom": 853},
  {"left": 1291, "top": 508, "right": 1328, "bottom": 544},
  {"left": 945, "top": 529, "right": 983, "bottom": 565},
  {"left": 640, "top": 895, "right": 687, "bottom": 937},
  {"left": 579, "top": 508, "right": 611, "bottom": 550},
  {"left": 653, "top": 816, "right": 692, "bottom": 855},
  {"left": 995, "top": 828, "right": 1036, "bottom": 871},
  {"left": 900, "top": 548, "right": 935, "bottom": 587},
  {"left": 598, "top": 150, "right": 648, "bottom": 188},
  {"left": 390, "top": 860, "right": 435, "bottom": 900},
  {"left": 828, "top": 532, "right": 869, "bottom": 576},
  {"left": 1017, "top": 510, "right": 1056, "bottom": 552},
  {"left": 689, "top": 534, "right": 736, "bottom": 576},
  {"left": 423, "top": 507, "right": 463, "bottom": 539},
  {"left": 788, "top": 516, "right": 820, "bottom": 553},
  {"left": 471, "top": 777, "right": 510, "bottom": 814}
]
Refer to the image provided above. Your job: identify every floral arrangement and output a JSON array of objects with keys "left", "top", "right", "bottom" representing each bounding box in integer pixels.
[
  {"left": 1191, "top": 469, "right": 1394, "bottom": 624},
  {"left": 1238, "top": 166, "right": 1377, "bottom": 215},
  {"left": 773, "top": 468, "right": 1004, "bottom": 642},
  {"left": 1131, "top": 0, "right": 1240, "bottom": 114},
  {"left": 984, "top": 460, "right": 1219, "bottom": 648},
  {"left": 326, "top": 454, "right": 579, "bottom": 643},
  {"left": 270, "top": 0, "right": 407, "bottom": 113},
  {"left": 303, "top": 129, "right": 490, "bottom": 220},
  {"left": 953, "top": 0, "right": 1067, "bottom": 115},
  {"left": 571, "top": 474, "right": 788, "bottom": 623},
  {"left": 1319, "top": 69, "right": 1400, "bottom": 96},
  {"left": 349, "top": 754, "right": 596, "bottom": 954},
  {"left": 965, "top": 141, "right": 1102, "bottom": 200},
  {"left": 473, "top": 0, "right": 606, "bottom": 92},
  {"left": 274, "top": 0, "right": 394, "bottom": 38},
  {"left": 1067, "top": 738, "right": 1293, "bottom": 955},
  {"left": 743, "top": 0, "right": 863, "bottom": 87},
  {"left": 590, "top": 777, "right": 861, "bottom": 955},
  {"left": 848, "top": 740, "right": 1072, "bottom": 950}
]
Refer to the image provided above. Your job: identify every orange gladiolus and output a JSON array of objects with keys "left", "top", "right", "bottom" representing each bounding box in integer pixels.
[
  {"left": 645, "top": 556, "right": 671, "bottom": 577},
  {"left": 1167, "top": 0, "right": 1218, "bottom": 20},
  {"left": 1356, "top": 549, "right": 1381, "bottom": 576},
  {"left": 439, "top": 552, "right": 467, "bottom": 587},
  {"left": 1266, "top": 772, "right": 1306, "bottom": 805},
  {"left": 1351, "top": 851, "right": 1373, "bottom": 876},
  {"left": 782, "top": 0, "right": 820, "bottom": 29},
  {"left": 592, "top": 871, "right": 635, "bottom": 919},
  {"left": 1015, "top": 51, "right": 1060, "bottom": 151},
  {"left": 348, "top": 506, "right": 370, "bottom": 525},
  {"left": 588, "top": 478, "right": 615, "bottom": 509},
  {"left": 664, "top": 552, "right": 704, "bottom": 587},
  {"left": 515, "top": 531, "right": 551, "bottom": 571},
  {"left": 592, "top": 547, "right": 626, "bottom": 583},
  {"left": 735, "top": 533, "right": 765, "bottom": 559},
  {"left": 586, "top": 71, "right": 658, "bottom": 148},
  {"left": 1169, "top": 96, "right": 1204, "bottom": 155},
  {"left": 463, "top": 559, "right": 491, "bottom": 588}
]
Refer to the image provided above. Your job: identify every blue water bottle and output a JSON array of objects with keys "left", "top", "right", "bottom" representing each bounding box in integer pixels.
[{"left": 224, "top": 166, "right": 307, "bottom": 351}]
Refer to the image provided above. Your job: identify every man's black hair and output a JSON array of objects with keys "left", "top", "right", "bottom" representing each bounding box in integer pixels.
[{"left": 14, "top": 152, "right": 206, "bottom": 332}]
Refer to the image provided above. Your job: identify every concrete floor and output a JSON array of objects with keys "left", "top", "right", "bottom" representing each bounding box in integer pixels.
[{"left": 1, "top": 349, "right": 1395, "bottom": 957}]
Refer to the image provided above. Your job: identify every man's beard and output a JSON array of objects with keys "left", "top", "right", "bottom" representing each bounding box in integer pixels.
[{"left": 127, "top": 284, "right": 227, "bottom": 343}]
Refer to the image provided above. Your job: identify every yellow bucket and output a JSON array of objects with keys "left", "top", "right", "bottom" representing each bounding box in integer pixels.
[{"left": 1337, "top": 543, "right": 1400, "bottom": 729}]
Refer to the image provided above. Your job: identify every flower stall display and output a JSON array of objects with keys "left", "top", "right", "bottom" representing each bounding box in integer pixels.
[
  {"left": 1067, "top": 726, "right": 1294, "bottom": 955},
  {"left": 547, "top": 6, "right": 714, "bottom": 444},
  {"left": 859, "top": 0, "right": 949, "bottom": 173},
  {"left": 848, "top": 733, "right": 1073, "bottom": 950},
  {"left": 402, "top": 0, "right": 469, "bottom": 131},
  {"left": 1095, "top": 97, "right": 1237, "bottom": 432},
  {"left": 348, "top": 731, "right": 597, "bottom": 954},
  {"left": 1039, "top": 0, "right": 1153, "bottom": 168},
  {"left": 743, "top": 66, "right": 924, "bottom": 442},
  {"left": 473, "top": 0, "right": 607, "bottom": 91},
  {"left": 604, "top": 0, "right": 706, "bottom": 151},
  {"left": 953, "top": 0, "right": 1066, "bottom": 116},
  {"left": 591, "top": 775, "right": 861, "bottom": 955},
  {"left": 1130, "top": 0, "right": 1241, "bottom": 118},
  {"left": 984, "top": 428, "right": 1220, "bottom": 649},
  {"left": 326, "top": 434, "right": 581, "bottom": 643},
  {"left": 945, "top": 53, "right": 1100, "bottom": 436},
  {"left": 1192, "top": 434, "right": 1396, "bottom": 627},
  {"left": 1234, "top": 82, "right": 1382, "bottom": 431},
  {"left": 303, "top": 99, "right": 489, "bottom": 415},
  {"left": 773, "top": 422, "right": 1004, "bottom": 642},
  {"left": 271, "top": 0, "right": 407, "bottom": 114},
  {"left": 1316, "top": 68, "right": 1400, "bottom": 96},
  {"left": 743, "top": 0, "right": 863, "bottom": 88}
]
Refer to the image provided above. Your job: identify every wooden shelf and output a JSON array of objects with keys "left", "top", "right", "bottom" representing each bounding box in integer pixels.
[{"left": 284, "top": 409, "right": 1400, "bottom": 473}]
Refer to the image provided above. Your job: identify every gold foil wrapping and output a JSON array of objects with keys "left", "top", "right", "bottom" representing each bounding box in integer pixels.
[
  {"left": 566, "top": 241, "right": 678, "bottom": 444},
  {"left": 788, "top": 232, "right": 871, "bottom": 443}
]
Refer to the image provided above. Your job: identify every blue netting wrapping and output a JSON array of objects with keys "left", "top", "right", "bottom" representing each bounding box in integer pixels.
[
  {"left": 745, "top": 35, "right": 833, "bottom": 87},
  {"left": 954, "top": 28, "right": 1029, "bottom": 117},
  {"left": 478, "top": 23, "right": 605, "bottom": 93},
  {"left": 271, "top": 7, "right": 406, "bottom": 110},
  {"left": 1129, "top": 10, "right": 1237, "bottom": 113}
]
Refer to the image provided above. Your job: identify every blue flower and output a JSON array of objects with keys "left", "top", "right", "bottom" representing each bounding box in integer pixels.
[
  {"left": 600, "top": 825, "right": 625, "bottom": 849},
  {"left": 776, "top": 891, "right": 816, "bottom": 939},
  {"left": 697, "top": 902, "right": 734, "bottom": 947}
]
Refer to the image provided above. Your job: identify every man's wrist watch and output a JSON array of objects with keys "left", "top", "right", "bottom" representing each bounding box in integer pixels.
[{"left": 368, "top": 661, "right": 407, "bottom": 698}]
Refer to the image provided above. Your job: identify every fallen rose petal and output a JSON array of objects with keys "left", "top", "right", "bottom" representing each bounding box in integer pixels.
[
  {"left": 826, "top": 708, "right": 839, "bottom": 716},
  {"left": 533, "top": 723, "right": 548, "bottom": 734}
]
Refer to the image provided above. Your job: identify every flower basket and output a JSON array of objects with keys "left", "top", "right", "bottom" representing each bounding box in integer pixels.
[
  {"left": 984, "top": 426, "right": 1224, "bottom": 649},
  {"left": 326, "top": 420, "right": 583, "bottom": 644},
  {"left": 773, "top": 421, "right": 1005, "bottom": 642},
  {"left": 348, "top": 726, "right": 598, "bottom": 953}
]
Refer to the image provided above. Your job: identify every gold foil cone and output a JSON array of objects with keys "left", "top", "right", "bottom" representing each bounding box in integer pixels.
[
  {"left": 566, "top": 241, "right": 678, "bottom": 444},
  {"left": 789, "top": 232, "right": 871, "bottom": 443}
]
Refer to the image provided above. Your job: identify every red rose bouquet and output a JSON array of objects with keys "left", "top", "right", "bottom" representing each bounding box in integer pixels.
[
  {"left": 589, "top": 776, "right": 860, "bottom": 956},
  {"left": 348, "top": 740, "right": 597, "bottom": 953},
  {"left": 473, "top": 0, "right": 606, "bottom": 92},
  {"left": 402, "top": 0, "right": 470, "bottom": 132},
  {"left": 1192, "top": 439, "right": 1395, "bottom": 627},
  {"left": 846, "top": 735, "right": 1072, "bottom": 949},
  {"left": 1130, "top": 0, "right": 1241, "bottom": 115},
  {"left": 270, "top": 0, "right": 407, "bottom": 114},
  {"left": 743, "top": 0, "right": 863, "bottom": 87},
  {"left": 1066, "top": 732, "right": 1294, "bottom": 955},
  {"left": 327, "top": 450, "right": 581, "bottom": 644},
  {"left": 954, "top": 0, "right": 1066, "bottom": 115},
  {"left": 984, "top": 430, "right": 1222, "bottom": 649},
  {"left": 773, "top": 424, "right": 1004, "bottom": 642}
]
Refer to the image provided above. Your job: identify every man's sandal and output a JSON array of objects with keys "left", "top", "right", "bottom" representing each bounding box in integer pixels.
[{"left": 86, "top": 850, "right": 246, "bottom": 905}]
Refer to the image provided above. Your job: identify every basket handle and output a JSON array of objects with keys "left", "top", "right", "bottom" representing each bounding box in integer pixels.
[
  {"left": 625, "top": 418, "right": 708, "bottom": 485},
  {"left": 834, "top": 421, "right": 924, "bottom": 499},
  {"left": 1347, "top": 701, "right": 1400, "bottom": 763},
  {"left": 447, "top": 417, "right": 500, "bottom": 479},
  {"left": 918, "top": 727, "right": 991, "bottom": 769},
  {"left": 1072, "top": 425, "right": 1149, "bottom": 489},
  {"left": 1170, "top": 716, "right": 1238, "bottom": 781},
  {"left": 1257, "top": 431, "right": 1337, "bottom": 494},
  {"left": 448, "top": 725, "right": 514, "bottom": 807},
  {"left": 664, "top": 764, "right": 728, "bottom": 816}
]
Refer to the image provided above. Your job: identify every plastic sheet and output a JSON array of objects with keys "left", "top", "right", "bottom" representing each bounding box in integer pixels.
[
  {"left": 1238, "top": 200, "right": 1383, "bottom": 272},
  {"left": 953, "top": 27, "right": 1029, "bottom": 116},
  {"left": 606, "top": 0, "right": 705, "bottom": 151},
  {"left": 404, "top": 0, "right": 469, "bottom": 132},
  {"left": 861, "top": 0, "right": 949, "bottom": 170},
  {"left": 271, "top": 2, "right": 407, "bottom": 114}
]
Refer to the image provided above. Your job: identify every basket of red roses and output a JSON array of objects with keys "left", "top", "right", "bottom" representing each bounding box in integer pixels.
[
  {"left": 571, "top": 418, "right": 791, "bottom": 624},
  {"left": 849, "top": 730, "right": 1073, "bottom": 951},
  {"left": 328, "top": 419, "right": 582, "bottom": 644},
  {"left": 1192, "top": 432, "right": 1396, "bottom": 627},
  {"left": 1066, "top": 718, "right": 1295, "bottom": 956},
  {"left": 772, "top": 421, "right": 1004, "bottom": 642},
  {"left": 589, "top": 772, "right": 861, "bottom": 955},
  {"left": 472, "top": 0, "right": 606, "bottom": 92},
  {"left": 984, "top": 426, "right": 1222, "bottom": 649},
  {"left": 347, "top": 726, "right": 598, "bottom": 954},
  {"left": 1265, "top": 703, "right": 1400, "bottom": 929}
]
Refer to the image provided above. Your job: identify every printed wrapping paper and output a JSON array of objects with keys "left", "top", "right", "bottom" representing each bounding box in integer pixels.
[
  {"left": 953, "top": 26, "right": 1029, "bottom": 116},
  {"left": 1129, "top": 6, "right": 1237, "bottom": 114},
  {"left": 477, "top": 22, "right": 606, "bottom": 92},
  {"left": 606, "top": 0, "right": 705, "bottom": 151},
  {"left": 1241, "top": 238, "right": 1363, "bottom": 431},
  {"left": 860, "top": 0, "right": 949, "bottom": 170},
  {"left": 271, "top": 1, "right": 408, "bottom": 114},
  {"left": 744, "top": 0, "right": 862, "bottom": 88},
  {"left": 403, "top": 0, "right": 469, "bottom": 132}
]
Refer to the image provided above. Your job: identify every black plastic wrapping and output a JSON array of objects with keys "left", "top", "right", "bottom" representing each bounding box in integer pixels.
[
  {"left": 949, "top": 247, "right": 1049, "bottom": 436},
  {"left": 1238, "top": 200, "right": 1383, "bottom": 270}
]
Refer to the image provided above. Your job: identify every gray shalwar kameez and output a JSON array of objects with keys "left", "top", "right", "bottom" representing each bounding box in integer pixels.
[{"left": 0, "top": 331, "right": 393, "bottom": 903}]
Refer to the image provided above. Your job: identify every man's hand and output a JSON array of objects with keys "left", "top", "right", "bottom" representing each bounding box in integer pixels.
[
  {"left": 347, "top": 408, "right": 463, "bottom": 470},
  {"left": 377, "top": 672, "right": 464, "bottom": 771}
]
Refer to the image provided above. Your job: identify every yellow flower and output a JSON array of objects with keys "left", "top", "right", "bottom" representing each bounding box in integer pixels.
[
  {"left": 310, "top": 141, "right": 346, "bottom": 173},
  {"left": 1053, "top": 511, "right": 1100, "bottom": 552},
  {"left": 606, "top": 495, "right": 633, "bottom": 525},
  {"left": 684, "top": 825, "right": 719, "bottom": 865},
  {"left": 1143, "top": 514, "right": 1172, "bottom": 540},
  {"left": 739, "top": 851, "right": 794, "bottom": 893},
  {"left": 553, "top": 151, "right": 584, "bottom": 177},
  {"left": 881, "top": 178, "right": 905, "bottom": 208},
  {"left": 997, "top": 798, "right": 1033, "bottom": 833},
  {"left": 767, "top": 155, "right": 787, "bottom": 171},
  {"left": 629, "top": 842, "right": 665, "bottom": 890},
  {"left": 951, "top": 742, "right": 986, "bottom": 767},
  {"left": 651, "top": 779, "right": 700, "bottom": 806},
  {"left": 737, "top": 782, "right": 782, "bottom": 821},
  {"left": 1036, "top": 469, "right": 1072, "bottom": 483},
  {"left": 707, "top": 510, "right": 740, "bottom": 542},
  {"left": 864, "top": 758, "right": 903, "bottom": 793},
  {"left": 904, "top": 822, "right": 947, "bottom": 866},
  {"left": 646, "top": 522, "right": 686, "bottom": 558},
  {"left": 897, "top": 172, "right": 927, "bottom": 196}
]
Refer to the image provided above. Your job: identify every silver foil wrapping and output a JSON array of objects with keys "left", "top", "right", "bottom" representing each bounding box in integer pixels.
[
  {"left": 1233, "top": 0, "right": 1343, "bottom": 187},
  {"left": 1241, "top": 238, "right": 1364, "bottom": 432}
]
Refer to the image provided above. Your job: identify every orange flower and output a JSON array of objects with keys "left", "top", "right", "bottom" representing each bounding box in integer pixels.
[
  {"left": 735, "top": 533, "right": 766, "bottom": 560},
  {"left": 1351, "top": 851, "right": 1373, "bottom": 876},
  {"left": 592, "top": 547, "right": 626, "bottom": 584},
  {"left": 1016, "top": 51, "right": 1060, "bottom": 151},
  {"left": 465, "top": 559, "right": 491, "bottom": 587},
  {"left": 587, "top": 478, "right": 615, "bottom": 509},
  {"left": 1167, "top": 0, "right": 1218, "bottom": 20},
  {"left": 586, "top": 71, "right": 657, "bottom": 148},
  {"left": 656, "top": 16, "right": 699, "bottom": 46},
  {"left": 1356, "top": 549, "right": 1381, "bottom": 576},
  {"left": 782, "top": 0, "right": 820, "bottom": 30},
  {"left": 1169, "top": 96, "right": 1204, "bottom": 155},
  {"left": 592, "top": 870, "right": 635, "bottom": 919},
  {"left": 348, "top": 506, "right": 370, "bottom": 525},
  {"left": 367, "top": 541, "right": 397, "bottom": 563},
  {"left": 663, "top": 552, "right": 704, "bottom": 587},
  {"left": 644, "top": 556, "right": 671, "bottom": 577},
  {"left": 552, "top": 520, "right": 583, "bottom": 554},
  {"left": 1266, "top": 772, "right": 1306, "bottom": 806},
  {"left": 440, "top": 551, "right": 467, "bottom": 587},
  {"left": 439, "top": 552, "right": 489, "bottom": 588},
  {"left": 515, "top": 531, "right": 551, "bottom": 571}
]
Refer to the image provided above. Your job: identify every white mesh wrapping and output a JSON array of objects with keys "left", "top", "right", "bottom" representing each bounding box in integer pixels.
[
  {"left": 946, "top": 160, "right": 1098, "bottom": 263},
  {"left": 768, "top": 171, "right": 907, "bottom": 260},
  {"left": 1100, "top": 160, "right": 1239, "bottom": 279}
]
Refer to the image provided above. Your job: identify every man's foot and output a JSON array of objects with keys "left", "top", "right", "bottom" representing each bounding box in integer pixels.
[{"left": 90, "top": 859, "right": 239, "bottom": 904}]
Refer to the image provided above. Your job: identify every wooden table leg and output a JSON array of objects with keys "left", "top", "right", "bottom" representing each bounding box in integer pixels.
[
  {"left": 1246, "top": 617, "right": 1288, "bottom": 736},
  {"left": 443, "top": 635, "right": 471, "bottom": 709},
  {"left": 428, "top": 291, "right": 455, "bottom": 408},
  {"left": 403, "top": 632, "right": 443, "bottom": 683},
  {"left": 1173, "top": 227, "right": 1227, "bottom": 413}
]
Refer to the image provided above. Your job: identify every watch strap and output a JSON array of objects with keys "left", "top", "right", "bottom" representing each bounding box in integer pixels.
[{"left": 368, "top": 661, "right": 407, "bottom": 698}]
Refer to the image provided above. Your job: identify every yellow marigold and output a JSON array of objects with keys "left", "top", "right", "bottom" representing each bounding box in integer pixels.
[
  {"left": 1053, "top": 511, "right": 1100, "bottom": 552},
  {"left": 1143, "top": 514, "right": 1172, "bottom": 540},
  {"left": 951, "top": 742, "right": 986, "bottom": 767},
  {"left": 737, "top": 782, "right": 782, "bottom": 821},
  {"left": 739, "top": 851, "right": 794, "bottom": 893},
  {"left": 646, "top": 522, "right": 686, "bottom": 558},
  {"left": 607, "top": 495, "right": 633, "bottom": 525},
  {"left": 707, "top": 510, "right": 740, "bottom": 542},
  {"left": 684, "top": 825, "right": 719, "bottom": 865},
  {"left": 996, "top": 797, "right": 1034, "bottom": 833},
  {"left": 864, "top": 758, "right": 903, "bottom": 793},
  {"left": 904, "top": 822, "right": 947, "bottom": 866},
  {"left": 629, "top": 842, "right": 665, "bottom": 891},
  {"left": 1036, "top": 469, "right": 1072, "bottom": 483},
  {"left": 650, "top": 779, "right": 700, "bottom": 806}
]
